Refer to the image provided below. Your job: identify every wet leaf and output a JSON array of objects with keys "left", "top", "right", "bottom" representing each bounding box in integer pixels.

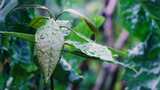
[
  {"left": 65, "top": 39, "right": 136, "bottom": 72},
  {"left": 56, "top": 20, "right": 71, "bottom": 36},
  {"left": 35, "top": 18, "right": 64, "bottom": 82},
  {"left": 65, "top": 40, "right": 113, "bottom": 61}
]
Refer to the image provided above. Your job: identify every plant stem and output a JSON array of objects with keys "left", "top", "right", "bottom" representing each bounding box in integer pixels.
[{"left": 50, "top": 75, "right": 54, "bottom": 90}]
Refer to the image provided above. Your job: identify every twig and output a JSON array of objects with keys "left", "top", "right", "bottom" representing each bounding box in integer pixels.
[
  {"left": 50, "top": 75, "right": 54, "bottom": 90},
  {"left": 114, "top": 30, "right": 129, "bottom": 49}
]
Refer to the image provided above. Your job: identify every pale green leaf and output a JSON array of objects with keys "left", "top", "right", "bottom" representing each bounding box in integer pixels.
[
  {"left": 35, "top": 19, "right": 64, "bottom": 82},
  {"left": 65, "top": 40, "right": 113, "bottom": 61},
  {"left": 65, "top": 40, "right": 137, "bottom": 72}
]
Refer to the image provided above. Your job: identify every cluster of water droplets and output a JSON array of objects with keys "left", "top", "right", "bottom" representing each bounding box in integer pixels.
[{"left": 35, "top": 19, "right": 64, "bottom": 82}]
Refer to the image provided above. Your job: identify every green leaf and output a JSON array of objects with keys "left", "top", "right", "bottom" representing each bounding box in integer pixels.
[
  {"left": 10, "top": 4, "right": 53, "bottom": 18},
  {"left": 65, "top": 40, "right": 113, "bottom": 61},
  {"left": 92, "top": 16, "right": 105, "bottom": 28},
  {"left": 141, "top": 0, "right": 160, "bottom": 29},
  {"left": 123, "top": 30, "right": 160, "bottom": 90},
  {"left": 11, "top": 63, "right": 37, "bottom": 82},
  {"left": 123, "top": 58, "right": 160, "bottom": 90},
  {"left": 18, "top": 0, "right": 44, "bottom": 5},
  {"left": 54, "top": 57, "right": 83, "bottom": 84},
  {"left": 141, "top": 0, "right": 160, "bottom": 20},
  {"left": 119, "top": 0, "right": 152, "bottom": 41},
  {"left": 65, "top": 40, "right": 137, "bottom": 72},
  {"left": 57, "top": 9, "right": 99, "bottom": 36},
  {"left": 66, "top": 20, "right": 94, "bottom": 43},
  {"left": 29, "top": 16, "right": 49, "bottom": 29},
  {"left": 0, "top": 31, "right": 35, "bottom": 42}
]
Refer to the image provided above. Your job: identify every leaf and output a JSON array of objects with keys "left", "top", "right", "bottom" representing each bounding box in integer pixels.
[
  {"left": 141, "top": 0, "right": 160, "bottom": 29},
  {"left": 123, "top": 58, "right": 160, "bottom": 90},
  {"left": 0, "top": 31, "right": 35, "bottom": 42},
  {"left": 5, "top": 4, "right": 54, "bottom": 34},
  {"left": 54, "top": 57, "right": 83, "bottom": 84},
  {"left": 123, "top": 30, "right": 160, "bottom": 90},
  {"left": 119, "top": 1, "right": 152, "bottom": 41},
  {"left": 65, "top": 16, "right": 105, "bottom": 43},
  {"left": 0, "top": 0, "right": 17, "bottom": 21},
  {"left": 65, "top": 40, "right": 114, "bottom": 61},
  {"left": 18, "top": 0, "right": 44, "bottom": 5},
  {"left": 66, "top": 20, "right": 94, "bottom": 43},
  {"left": 29, "top": 16, "right": 49, "bottom": 29},
  {"left": 35, "top": 18, "right": 64, "bottom": 82},
  {"left": 92, "top": 16, "right": 105, "bottom": 28},
  {"left": 10, "top": 40, "right": 33, "bottom": 64},
  {"left": 9, "top": 4, "right": 53, "bottom": 18},
  {"left": 56, "top": 20, "right": 71, "bottom": 36},
  {"left": 29, "top": 17, "right": 72, "bottom": 36},
  {"left": 68, "top": 30, "right": 128, "bottom": 58},
  {"left": 57, "top": 9, "right": 99, "bottom": 37},
  {"left": 141, "top": 0, "right": 160, "bottom": 20},
  {"left": 65, "top": 31, "right": 136, "bottom": 71},
  {"left": 11, "top": 63, "right": 37, "bottom": 82}
]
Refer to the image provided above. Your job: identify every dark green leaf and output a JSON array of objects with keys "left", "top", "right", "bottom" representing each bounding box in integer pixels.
[{"left": 0, "top": 31, "right": 35, "bottom": 42}]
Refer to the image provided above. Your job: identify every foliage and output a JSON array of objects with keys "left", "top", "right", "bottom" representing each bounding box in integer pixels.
[
  {"left": 0, "top": 0, "right": 121, "bottom": 89},
  {"left": 0, "top": 0, "right": 160, "bottom": 90},
  {"left": 119, "top": 0, "right": 160, "bottom": 89}
]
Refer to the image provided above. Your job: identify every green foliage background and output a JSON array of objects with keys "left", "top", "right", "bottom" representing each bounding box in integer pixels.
[{"left": 0, "top": 0, "right": 160, "bottom": 90}]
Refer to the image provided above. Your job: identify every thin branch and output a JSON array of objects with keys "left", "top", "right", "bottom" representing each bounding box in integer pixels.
[
  {"left": 114, "top": 30, "right": 129, "bottom": 49},
  {"left": 50, "top": 75, "right": 54, "bottom": 90}
]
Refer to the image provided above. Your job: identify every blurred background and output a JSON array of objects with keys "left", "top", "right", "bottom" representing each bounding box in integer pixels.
[{"left": 0, "top": 0, "right": 160, "bottom": 90}]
